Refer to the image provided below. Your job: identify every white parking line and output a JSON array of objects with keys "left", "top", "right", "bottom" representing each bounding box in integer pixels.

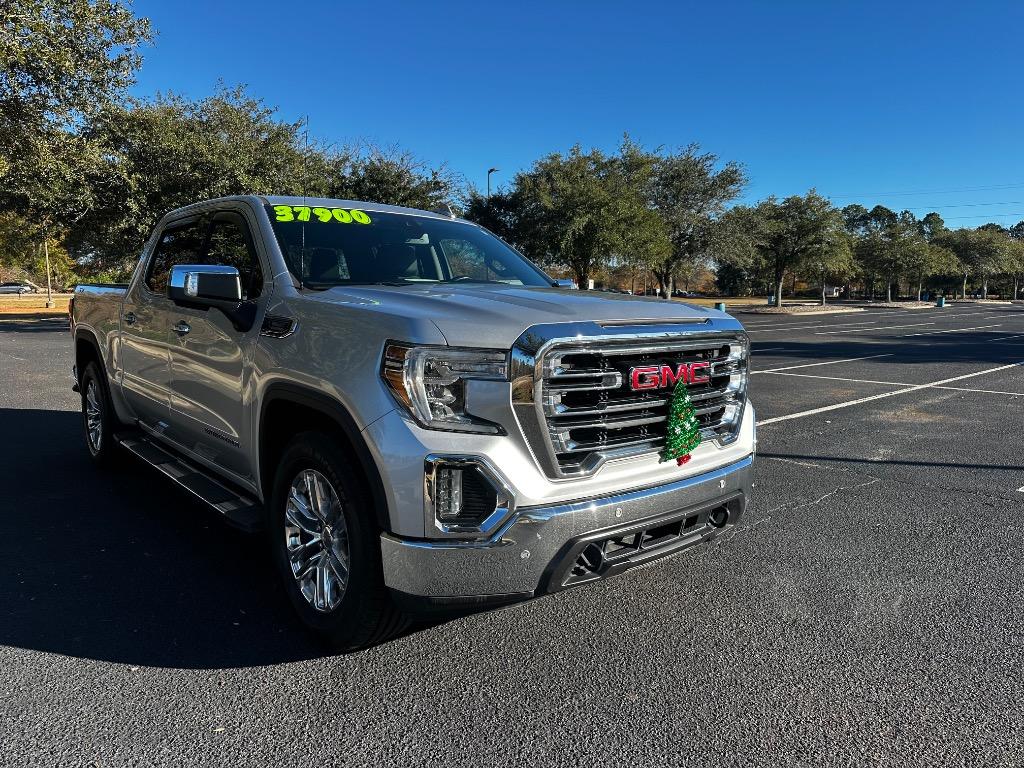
[
  {"left": 760, "top": 372, "right": 909, "bottom": 385},
  {"left": 751, "top": 347, "right": 789, "bottom": 353},
  {"left": 752, "top": 353, "right": 893, "bottom": 374},
  {"left": 748, "top": 319, "right": 885, "bottom": 333},
  {"left": 756, "top": 360, "right": 1024, "bottom": 426},
  {"left": 814, "top": 322, "right": 936, "bottom": 335},
  {"left": 898, "top": 324, "right": 1001, "bottom": 338},
  {"left": 758, "top": 371, "right": 1024, "bottom": 396}
]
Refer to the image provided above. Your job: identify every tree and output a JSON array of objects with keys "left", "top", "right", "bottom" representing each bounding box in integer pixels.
[
  {"left": 493, "top": 143, "right": 660, "bottom": 289},
  {"left": 649, "top": 144, "right": 745, "bottom": 299},
  {"left": 919, "top": 212, "right": 946, "bottom": 242},
  {"left": 320, "top": 144, "right": 456, "bottom": 211},
  {"left": 1009, "top": 221, "right": 1024, "bottom": 300},
  {"left": 724, "top": 191, "right": 847, "bottom": 306},
  {"left": 68, "top": 87, "right": 309, "bottom": 274},
  {"left": 67, "top": 86, "right": 457, "bottom": 277},
  {"left": 803, "top": 228, "right": 853, "bottom": 305},
  {"left": 937, "top": 227, "right": 1011, "bottom": 299},
  {"left": 0, "top": 0, "right": 151, "bottom": 229}
]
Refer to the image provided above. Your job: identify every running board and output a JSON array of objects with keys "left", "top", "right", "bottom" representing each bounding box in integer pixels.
[{"left": 116, "top": 433, "right": 264, "bottom": 533}]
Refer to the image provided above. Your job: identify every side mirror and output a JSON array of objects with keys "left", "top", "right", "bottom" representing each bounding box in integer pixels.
[
  {"left": 169, "top": 264, "right": 242, "bottom": 304},
  {"left": 554, "top": 278, "right": 578, "bottom": 290},
  {"left": 167, "top": 264, "right": 256, "bottom": 332}
]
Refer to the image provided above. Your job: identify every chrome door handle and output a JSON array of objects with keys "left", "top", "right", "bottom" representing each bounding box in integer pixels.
[
  {"left": 172, "top": 320, "right": 191, "bottom": 336},
  {"left": 122, "top": 311, "right": 137, "bottom": 325}
]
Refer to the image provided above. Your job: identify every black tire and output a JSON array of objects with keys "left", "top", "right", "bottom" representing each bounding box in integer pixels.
[
  {"left": 269, "top": 432, "right": 408, "bottom": 651},
  {"left": 80, "top": 360, "right": 121, "bottom": 468}
]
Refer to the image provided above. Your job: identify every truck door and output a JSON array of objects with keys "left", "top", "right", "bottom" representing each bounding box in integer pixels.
[
  {"left": 165, "top": 210, "right": 267, "bottom": 483},
  {"left": 120, "top": 219, "right": 206, "bottom": 430}
]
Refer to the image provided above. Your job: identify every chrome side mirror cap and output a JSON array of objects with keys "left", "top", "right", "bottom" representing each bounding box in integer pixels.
[{"left": 168, "top": 264, "right": 242, "bottom": 304}]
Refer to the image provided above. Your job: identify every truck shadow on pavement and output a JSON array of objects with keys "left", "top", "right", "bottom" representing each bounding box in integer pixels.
[
  {"left": 749, "top": 333, "right": 1024, "bottom": 370},
  {"left": 0, "top": 407, "right": 385, "bottom": 668}
]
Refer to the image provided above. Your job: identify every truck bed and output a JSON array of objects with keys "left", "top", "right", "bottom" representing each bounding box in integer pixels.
[{"left": 71, "top": 283, "right": 128, "bottom": 340}]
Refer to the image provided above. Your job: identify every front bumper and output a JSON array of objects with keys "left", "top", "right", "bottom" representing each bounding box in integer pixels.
[{"left": 380, "top": 454, "right": 753, "bottom": 605}]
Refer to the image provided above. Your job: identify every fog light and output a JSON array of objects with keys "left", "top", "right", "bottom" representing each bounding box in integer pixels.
[
  {"left": 424, "top": 455, "right": 513, "bottom": 536},
  {"left": 434, "top": 467, "right": 464, "bottom": 520}
]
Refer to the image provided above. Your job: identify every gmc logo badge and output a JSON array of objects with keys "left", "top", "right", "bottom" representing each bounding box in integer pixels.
[{"left": 629, "top": 362, "right": 710, "bottom": 390}]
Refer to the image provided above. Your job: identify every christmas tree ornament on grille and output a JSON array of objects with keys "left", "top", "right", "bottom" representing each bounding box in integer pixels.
[{"left": 660, "top": 380, "right": 702, "bottom": 466}]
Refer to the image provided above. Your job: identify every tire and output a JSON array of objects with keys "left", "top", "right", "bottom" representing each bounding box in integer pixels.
[
  {"left": 80, "top": 360, "right": 120, "bottom": 467},
  {"left": 269, "top": 432, "right": 408, "bottom": 651}
]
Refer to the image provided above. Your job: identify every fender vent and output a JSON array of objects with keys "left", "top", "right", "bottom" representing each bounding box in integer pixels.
[{"left": 260, "top": 314, "right": 296, "bottom": 338}]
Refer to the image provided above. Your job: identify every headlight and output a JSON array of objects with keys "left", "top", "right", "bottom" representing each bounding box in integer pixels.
[
  {"left": 382, "top": 344, "right": 508, "bottom": 433},
  {"left": 710, "top": 334, "right": 749, "bottom": 440}
]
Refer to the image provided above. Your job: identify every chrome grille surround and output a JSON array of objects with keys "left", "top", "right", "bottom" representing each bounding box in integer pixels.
[{"left": 510, "top": 319, "right": 748, "bottom": 479}]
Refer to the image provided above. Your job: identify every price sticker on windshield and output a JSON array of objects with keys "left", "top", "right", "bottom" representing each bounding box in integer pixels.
[{"left": 273, "top": 205, "right": 372, "bottom": 225}]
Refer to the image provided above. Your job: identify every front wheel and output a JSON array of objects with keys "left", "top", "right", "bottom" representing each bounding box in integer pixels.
[{"left": 269, "top": 432, "right": 407, "bottom": 651}]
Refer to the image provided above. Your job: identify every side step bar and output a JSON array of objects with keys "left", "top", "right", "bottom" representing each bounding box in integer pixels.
[{"left": 116, "top": 433, "right": 264, "bottom": 533}]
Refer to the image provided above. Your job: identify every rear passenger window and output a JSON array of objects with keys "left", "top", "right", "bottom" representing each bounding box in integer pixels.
[
  {"left": 206, "top": 219, "right": 263, "bottom": 299},
  {"left": 146, "top": 223, "right": 205, "bottom": 294}
]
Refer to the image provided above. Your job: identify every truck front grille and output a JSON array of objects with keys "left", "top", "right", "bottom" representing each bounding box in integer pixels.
[{"left": 534, "top": 335, "right": 748, "bottom": 476}]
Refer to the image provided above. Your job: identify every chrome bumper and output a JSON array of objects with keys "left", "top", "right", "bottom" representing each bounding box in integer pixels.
[{"left": 380, "top": 455, "right": 753, "bottom": 604}]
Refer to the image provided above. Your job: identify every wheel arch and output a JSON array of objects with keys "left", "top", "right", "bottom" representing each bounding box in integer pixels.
[
  {"left": 257, "top": 383, "right": 391, "bottom": 532},
  {"left": 74, "top": 328, "right": 104, "bottom": 383}
]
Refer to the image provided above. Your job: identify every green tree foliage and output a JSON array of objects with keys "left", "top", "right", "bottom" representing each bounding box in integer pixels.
[
  {"left": 474, "top": 143, "right": 664, "bottom": 289},
  {"left": 841, "top": 206, "right": 954, "bottom": 301},
  {"left": 648, "top": 144, "right": 745, "bottom": 299},
  {"left": 0, "top": 0, "right": 148, "bottom": 215},
  {"left": 324, "top": 146, "right": 455, "bottom": 211},
  {"left": 65, "top": 88, "right": 458, "bottom": 277},
  {"left": 68, "top": 87, "right": 309, "bottom": 274},
  {"left": 722, "top": 191, "right": 847, "bottom": 306},
  {"left": 937, "top": 226, "right": 1013, "bottom": 299},
  {"left": 1008, "top": 221, "right": 1024, "bottom": 300},
  {"left": 0, "top": 0, "right": 151, "bottom": 276}
]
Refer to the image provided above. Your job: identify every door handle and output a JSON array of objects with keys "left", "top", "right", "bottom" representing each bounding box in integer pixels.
[
  {"left": 122, "top": 311, "right": 137, "bottom": 325},
  {"left": 172, "top": 320, "right": 191, "bottom": 336}
]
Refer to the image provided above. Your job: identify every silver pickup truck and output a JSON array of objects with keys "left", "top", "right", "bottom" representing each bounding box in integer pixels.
[{"left": 70, "top": 196, "right": 755, "bottom": 649}]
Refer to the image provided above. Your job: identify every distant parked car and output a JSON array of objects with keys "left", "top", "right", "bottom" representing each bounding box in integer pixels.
[{"left": 0, "top": 282, "right": 36, "bottom": 295}]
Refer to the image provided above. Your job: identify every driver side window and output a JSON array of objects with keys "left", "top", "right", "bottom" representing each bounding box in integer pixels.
[
  {"left": 146, "top": 222, "right": 205, "bottom": 294},
  {"left": 206, "top": 218, "right": 263, "bottom": 299}
]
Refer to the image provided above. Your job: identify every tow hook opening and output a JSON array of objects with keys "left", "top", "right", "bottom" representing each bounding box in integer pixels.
[
  {"left": 579, "top": 542, "right": 606, "bottom": 574},
  {"left": 709, "top": 505, "right": 730, "bottom": 528}
]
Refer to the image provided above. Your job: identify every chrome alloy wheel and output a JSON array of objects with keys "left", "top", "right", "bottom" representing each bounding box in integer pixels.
[
  {"left": 85, "top": 380, "right": 103, "bottom": 452},
  {"left": 284, "top": 469, "right": 351, "bottom": 613}
]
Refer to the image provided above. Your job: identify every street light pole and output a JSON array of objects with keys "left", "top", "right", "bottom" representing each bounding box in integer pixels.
[
  {"left": 43, "top": 235, "right": 54, "bottom": 309},
  {"left": 487, "top": 167, "right": 499, "bottom": 200}
]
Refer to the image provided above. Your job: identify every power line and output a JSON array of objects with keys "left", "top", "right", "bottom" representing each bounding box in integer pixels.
[
  {"left": 936, "top": 211, "right": 1024, "bottom": 221},
  {"left": 899, "top": 200, "right": 1024, "bottom": 210},
  {"left": 827, "top": 182, "right": 1024, "bottom": 199}
]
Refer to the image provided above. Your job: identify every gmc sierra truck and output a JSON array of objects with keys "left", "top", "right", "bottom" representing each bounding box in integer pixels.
[{"left": 70, "top": 196, "right": 755, "bottom": 649}]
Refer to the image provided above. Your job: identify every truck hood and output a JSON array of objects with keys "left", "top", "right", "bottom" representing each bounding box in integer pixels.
[{"left": 313, "top": 284, "right": 725, "bottom": 347}]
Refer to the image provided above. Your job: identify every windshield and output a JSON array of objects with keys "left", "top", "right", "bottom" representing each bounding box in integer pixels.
[{"left": 264, "top": 204, "right": 552, "bottom": 288}]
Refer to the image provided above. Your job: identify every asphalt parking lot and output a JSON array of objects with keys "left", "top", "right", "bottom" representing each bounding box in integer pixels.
[{"left": 2, "top": 302, "right": 1023, "bottom": 766}]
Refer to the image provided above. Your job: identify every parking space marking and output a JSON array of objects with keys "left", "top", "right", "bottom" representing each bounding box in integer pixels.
[
  {"left": 898, "top": 324, "right": 1001, "bottom": 338},
  {"left": 752, "top": 353, "right": 893, "bottom": 374},
  {"left": 756, "top": 360, "right": 1024, "bottom": 426},
  {"left": 759, "top": 371, "right": 1024, "bottom": 397},
  {"left": 814, "top": 322, "right": 936, "bottom": 335},
  {"left": 760, "top": 372, "right": 911, "bottom": 385},
  {"left": 748, "top": 319, "right": 884, "bottom": 333}
]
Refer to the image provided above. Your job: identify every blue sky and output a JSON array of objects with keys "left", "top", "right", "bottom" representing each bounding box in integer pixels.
[{"left": 131, "top": 0, "right": 1024, "bottom": 227}]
